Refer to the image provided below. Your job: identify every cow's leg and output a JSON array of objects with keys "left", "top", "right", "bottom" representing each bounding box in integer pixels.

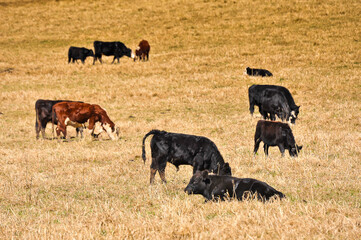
[
  {"left": 150, "top": 155, "right": 168, "bottom": 184},
  {"left": 263, "top": 144, "right": 269, "bottom": 157},
  {"left": 81, "top": 58, "right": 85, "bottom": 64},
  {"left": 192, "top": 152, "right": 204, "bottom": 174},
  {"left": 150, "top": 167, "right": 157, "bottom": 184},
  {"left": 278, "top": 144, "right": 285, "bottom": 157},
  {"left": 76, "top": 127, "right": 84, "bottom": 138},
  {"left": 40, "top": 122, "right": 47, "bottom": 139},
  {"left": 56, "top": 123, "right": 65, "bottom": 141},
  {"left": 111, "top": 56, "right": 116, "bottom": 64},
  {"left": 68, "top": 57, "right": 71, "bottom": 64},
  {"left": 270, "top": 113, "right": 276, "bottom": 121},
  {"left": 35, "top": 119, "right": 41, "bottom": 139},
  {"left": 158, "top": 158, "right": 168, "bottom": 184},
  {"left": 146, "top": 53, "right": 149, "bottom": 61}
]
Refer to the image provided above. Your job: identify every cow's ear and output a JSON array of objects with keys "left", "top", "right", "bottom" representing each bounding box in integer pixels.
[
  {"left": 201, "top": 170, "right": 209, "bottom": 179},
  {"left": 298, "top": 145, "right": 303, "bottom": 151}
]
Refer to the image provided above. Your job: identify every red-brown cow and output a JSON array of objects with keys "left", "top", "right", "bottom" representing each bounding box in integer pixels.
[
  {"left": 52, "top": 102, "right": 119, "bottom": 140},
  {"left": 134, "top": 40, "right": 150, "bottom": 61}
]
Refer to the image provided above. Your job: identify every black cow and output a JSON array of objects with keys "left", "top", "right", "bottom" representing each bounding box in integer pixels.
[
  {"left": 248, "top": 84, "right": 300, "bottom": 124},
  {"left": 245, "top": 67, "right": 273, "bottom": 77},
  {"left": 142, "top": 130, "right": 232, "bottom": 184},
  {"left": 93, "top": 41, "right": 134, "bottom": 64},
  {"left": 254, "top": 120, "right": 302, "bottom": 157},
  {"left": 68, "top": 46, "right": 94, "bottom": 64},
  {"left": 184, "top": 170, "right": 285, "bottom": 202},
  {"left": 259, "top": 89, "right": 291, "bottom": 122},
  {"left": 35, "top": 99, "right": 83, "bottom": 139}
]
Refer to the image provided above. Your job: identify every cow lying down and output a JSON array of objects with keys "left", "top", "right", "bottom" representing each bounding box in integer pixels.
[{"left": 185, "top": 170, "right": 285, "bottom": 202}]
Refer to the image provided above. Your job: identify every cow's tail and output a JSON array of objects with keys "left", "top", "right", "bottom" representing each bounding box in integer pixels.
[
  {"left": 142, "top": 129, "right": 162, "bottom": 164},
  {"left": 35, "top": 104, "right": 40, "bottom": 136}
]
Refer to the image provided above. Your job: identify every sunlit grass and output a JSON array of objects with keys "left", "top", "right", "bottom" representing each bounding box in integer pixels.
[{"left": 0, "top": 0, "right": 360, "bottom": 238}]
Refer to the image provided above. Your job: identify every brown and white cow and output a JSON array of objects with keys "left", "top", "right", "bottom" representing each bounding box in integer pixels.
[
  {"left": 134, "top": 40, "right": 150, "bottom": 61},
  {"left": 52, "top": 102, "right": 119, "bottom": 140}
]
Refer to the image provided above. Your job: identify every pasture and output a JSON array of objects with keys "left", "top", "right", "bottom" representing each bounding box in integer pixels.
[{"left": 0, "top": 0, "right": 360, "bottom": 238}]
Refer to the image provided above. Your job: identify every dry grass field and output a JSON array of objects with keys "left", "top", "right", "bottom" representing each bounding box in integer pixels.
[{"left": 0, "top": 0, "right": 360, "bottom": 239}]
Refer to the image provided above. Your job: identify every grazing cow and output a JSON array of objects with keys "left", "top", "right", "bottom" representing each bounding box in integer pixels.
[
  {"left": 134, "top": 40, "right": 150, "bottom": 61},
  {"left": 248, "top": 84, "right": 300, "bottom": 124},
  {"left": 245, "top": 67, "right": 273, "bottom": 77},
  {"left": 68, "top": 46, "right": 94, "bottom": 64},
  {"left": 52, "top": 102, "right": 119, "bottom": 140},
  {"left": 35, "top": 99, "right": 83, "bottom": 139},
  {"left": 254, "top": 120, "right": 302, "bottom": 157},
  {"left": 259, "top": 89, "right": 291, "bottom": 122},
  {"left": 185, "top": 170, "right": 285, "bottom": 202},
  {"left": 142, "top": 130, "right": 232, "bottom": 184},
  {"left": 93, "top": 41, "right": 134, "bottom": 64}
]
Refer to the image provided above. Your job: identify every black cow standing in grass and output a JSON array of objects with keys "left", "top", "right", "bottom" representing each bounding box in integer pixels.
[
  {"left": 68, "top": 46, "right": 94, "bottom": 64},
  {"left": 93, "top": 41, "right": 134, "bottom": 64},
  {"left": 142, "top": 130, "right": 232, "bottom": 184},
  {"left": 245, "top": 67, "right": 273, "bottom": 77},
  {"left": 184, "top": 170, "right": 285, "bottom": 202},
  {"left": 258, "top": 89, "right": 291, "bottom": 122},
  {"left": 254, "top": 120, "right": 302, "bottom": 157},
  {"left": 248, "top": 84, "right": 300, "bottom": 124},
  {"left": 35, "top": 99, "right": 83, "bottom": 139}
]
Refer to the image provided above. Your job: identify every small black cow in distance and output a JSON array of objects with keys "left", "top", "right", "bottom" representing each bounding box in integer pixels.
[
  {"left": 35, "top": 99, "right": 83, "bottom": 139},
  {"left": 142, "top": 130, "right": 232, "bottom": 184},
  {"left": 254, "top": 120, "right": 302, "bottom": 157},
  {"left": 245, "top": 67, "right": 273, "bottom": 77},
  {"left": 259, "top": 89, "right": 291, "bottom": 122},
  {"left": 134, "top": 40, "right": 150, "bottom": 61},
  {"left": 184, "top": 170, "right": 285, "bottom": 202},
  {"left": 248, "top": 84, "right": 300, "bottom": 124},
  {"left": 68, "top": 46, "right": 94, "bottom": 64},
  {"left": 93, "top": 41, "right": 134, "bottom": 64}
]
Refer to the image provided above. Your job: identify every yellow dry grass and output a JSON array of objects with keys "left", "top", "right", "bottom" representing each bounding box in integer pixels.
[{"left": 0, "top": 0, "right": 360, "bottom": 239}]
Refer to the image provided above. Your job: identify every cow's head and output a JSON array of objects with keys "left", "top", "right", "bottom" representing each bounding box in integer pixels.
[
  {"left": 219, "top": 162, "right": 232, "bottom": 176},
  {"left": 122, "top": 47, "right": 134, "bottom": 59},
  {"left": 184, "top": 170, "right": 210, "bottom": 195},
  {"left": 289, "top": 144, "right": 303, "bottom": 157},
  {"left": 290, "top": 106, "right": 300, "bottom": 124},
  {"left": 87, "top": 49, "right": 95, "bottom": 57},
  {"left": 134, "top": 47, "right": 141, "bottom": 61},
  {"left": 102, "top": 123, "right": 120, "bottom": 140},
  {"left": 244, "top": 67, "right": 250, "bottom": 75}
]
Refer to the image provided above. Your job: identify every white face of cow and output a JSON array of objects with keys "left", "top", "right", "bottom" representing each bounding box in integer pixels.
[
  {"left": 243, "top": 68, "right": 247, "bottom": 75},
  {"left": 103, "top": 123, "right": 119, "bottom": 140},
  {"left": 131, "top": 51, "right": 135, "bottom": 59},
  {"left": 291, "top": 110, "right": 296, "bottom": 118}
]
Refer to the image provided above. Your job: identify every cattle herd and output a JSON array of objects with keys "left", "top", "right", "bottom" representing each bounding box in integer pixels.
[
  {"left": 35, "top": 40, "right": 304, "bottom": 202},
  {"left": 68, "top": 40, "right": 150, "bottom": 64}
]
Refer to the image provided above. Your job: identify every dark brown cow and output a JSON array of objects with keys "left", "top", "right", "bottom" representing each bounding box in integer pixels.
[
  {"left": 52, "top": 102, "right": 119, "bottom": 140},
  {"left": 134, "top": 40, "right": 150, "bottom": 61},
  {"left": 254, "top": 120, "right": 302, "bottom": 157}
]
